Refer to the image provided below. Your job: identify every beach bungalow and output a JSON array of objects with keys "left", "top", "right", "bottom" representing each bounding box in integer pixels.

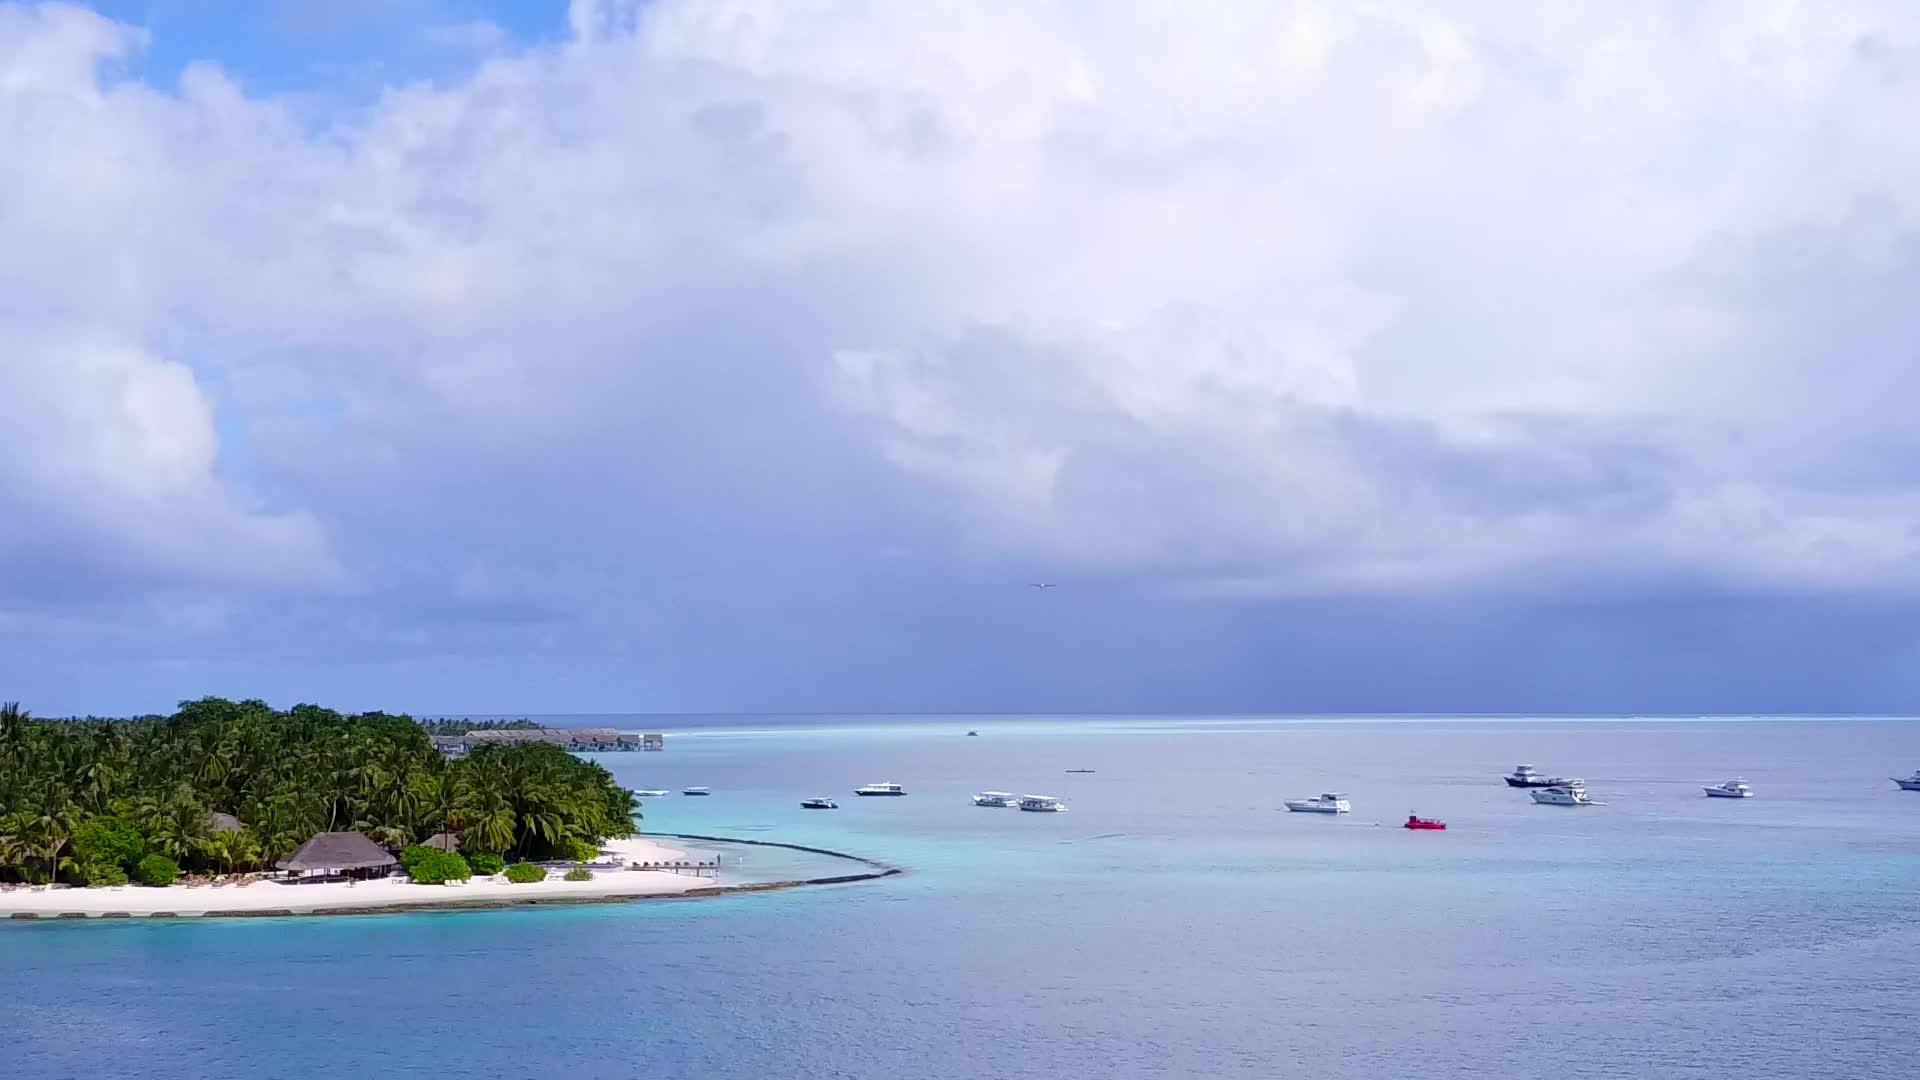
[
  {"left": 277, "top": 832, "right": 399, "bottom": 881},
  {"left": 422, "top": 832, "right": 461, "bottom": 852},
  {"left": 642, "top": 733, "right": 665, "bottom": 752},
  {"left": 205, "top": 811, "right": 244, "bottom": 834}
]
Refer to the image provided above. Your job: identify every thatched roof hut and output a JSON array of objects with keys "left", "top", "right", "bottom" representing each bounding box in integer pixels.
[
  {"left": 422, "top": 831, "right": 461, "bottom": 852},
  {"left": 206, "top": 811, "right": 244, "bottom": 834},
  {"left": 277, "top": 832, "right": 398, "bottom": 874}
]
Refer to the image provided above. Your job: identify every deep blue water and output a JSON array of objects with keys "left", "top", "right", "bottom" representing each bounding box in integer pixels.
[{"left": 6, "top": 716, "right": 1919, "bottom": 1079}]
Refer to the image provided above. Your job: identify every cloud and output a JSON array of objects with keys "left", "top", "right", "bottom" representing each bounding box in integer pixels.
[{"left": 4, "top": 0, "right": 1920, "bottom": 708}]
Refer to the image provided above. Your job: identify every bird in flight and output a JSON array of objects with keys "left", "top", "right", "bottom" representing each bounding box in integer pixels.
[{"left": 1028, "top": 582, "right": 1058, "bottom": 589}]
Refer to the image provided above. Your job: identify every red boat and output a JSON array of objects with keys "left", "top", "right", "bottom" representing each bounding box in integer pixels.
[{"left": 1404, "top": 814, "right": 1447, "bottom": 831}]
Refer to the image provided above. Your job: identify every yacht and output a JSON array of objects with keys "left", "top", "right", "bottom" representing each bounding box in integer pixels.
[
  {"left": 1703, "top": 779, "right": 1753, "bottom": 799},
  {"left": 1018, "top": 795, "right": 1067, "bottom": 812},
  {"left": 1892, "top": 771, "right": 1920, "bottom": 791},
  {"left": 1530, "top": 782, "right": 1592, "bottom": 806},
  {"left": 633, "top": 790, "right": 670, "bottom": 798},
  {"left": 854, "top": 782, "right": 907, "bottom": 797},
  {"left": 1504, "top": 765, "right": 1569, "bottom": 788},
  {"left": 800, "top": 797, "right": 838, "bottom": 810},
  {"left": 1284, "top": 793, "right": 1352, "bottom": 814},
  {"left": 972, "top": 791, "right": 1018, "bottom": 807},
  {"left": 681, "top": 786, "right": 710, "bottom": 796}
]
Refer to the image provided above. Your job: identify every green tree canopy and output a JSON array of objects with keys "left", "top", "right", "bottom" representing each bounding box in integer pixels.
[{"left": 0, "top": 698, "right": 639, "bottom": 885}]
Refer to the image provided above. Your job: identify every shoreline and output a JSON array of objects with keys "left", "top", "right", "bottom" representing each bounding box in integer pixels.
[{"left": 0, "top": 834, "right": 902, "bottom": 921}]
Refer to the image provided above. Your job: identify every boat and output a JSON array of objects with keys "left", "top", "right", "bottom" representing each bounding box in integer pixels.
[
  {"left": 1065, "top": 769, "right": 1096, "bottom": 774},
  {"left": 1892, "top": 771, "right": 1920, "bottom": 791},
  {"left": 1529, "top": 782, "right": 1592, "bottom": 806},
  {"left": 1283, "top": 793, "right": 1351, "bottom": 814},
  {"left": 681, "top": 787, "right": 710, "bottom": 796},
  {"left": 1503, "top": 764, "right": 1571, "bottom": 788},
  {"left": 1403, "top": 814, "right": 1447, "bottom": 830},
  {"left": 1018, "top": 795, "right": 1067, "bottom": 812},
  {"left": 854, "top": 782, "right": 907, "bottom": 797},
  {"left": 800, "top": 797, "right": 837, "bottom": 810},
  {"left": 972, "top": 791, "right": 1017, "bottom": 807},
  {"left": 633, "top": 790, "right": 670, "bottom": 798},
  {"left": 1703, "top": 779, "right": 1753, "bottom": 798},
  {"left": 967, "top": 730, "right": 979, "bottom": 736}
]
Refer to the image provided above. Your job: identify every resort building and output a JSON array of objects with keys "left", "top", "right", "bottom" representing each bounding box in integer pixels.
[{"left": 277, "top": 832, "right": 399, "bottom": 880}]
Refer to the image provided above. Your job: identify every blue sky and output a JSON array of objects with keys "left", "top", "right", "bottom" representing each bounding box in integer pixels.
[{"left": 5, "top": 1, "right": 1920, "bottom": 716}]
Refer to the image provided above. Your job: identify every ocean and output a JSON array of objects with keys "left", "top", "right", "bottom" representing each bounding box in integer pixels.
[{"left": 6, "top": 716, "right": 1918, "bottom": 1079}]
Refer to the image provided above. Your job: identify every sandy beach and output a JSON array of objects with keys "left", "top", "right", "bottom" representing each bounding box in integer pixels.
[{"left": 0, "top": 836, "right": 722, "bottom": 918}]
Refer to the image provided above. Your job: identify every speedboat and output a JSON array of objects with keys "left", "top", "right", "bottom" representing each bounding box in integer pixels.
[
  {"left": 1504, "top": 765, "right": 1570, "bottom": 788},
  {"left": 633, "top": 790, "right": 670, "bottom": 798},
  {"left": 800, "top": 797, "right": 837, "bottom": 810},
  {"left": 1404, "top": 815, "right": 1447, "bottom": 830},
  {"left": 1703, "top": 779, "right": 1753, "bottom": 798},
  {"left": 967, "top": 730, "right": 979, "bottom": 737},
  {"left": 681, "top": 787, "right": 711, "bottom": 796},
  {"left": 1018, "top": 795, "right": 1066, "bottom": 812},
  {"left": 1284, "top": 793, "right": 1351, "bottom": 814},
  {"left": 1530, "top": 783, "right": 1592, "bottom": 806},
  {"left": 854, "top": 782, "right": 907, "bottom": 797},
  {"left": 972, "top": 791, "right": 1017, "bottom": 807},
  {"left": 1892, "top": 771, "right": 1920, "bottom": 791}
]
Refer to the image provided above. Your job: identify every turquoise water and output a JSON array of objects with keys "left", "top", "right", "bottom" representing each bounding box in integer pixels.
[{"left": 6, "top": 717, "right": 1918, "bottom": 1078}]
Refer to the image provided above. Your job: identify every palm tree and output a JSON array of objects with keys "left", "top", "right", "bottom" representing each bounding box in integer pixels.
[{"left": 15, "top": 799, "right": 76, "bottom": 885}]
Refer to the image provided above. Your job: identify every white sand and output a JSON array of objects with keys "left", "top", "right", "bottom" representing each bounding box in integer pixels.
[{"left": 0, "top": 836, "right": 723, "bottom": 918}]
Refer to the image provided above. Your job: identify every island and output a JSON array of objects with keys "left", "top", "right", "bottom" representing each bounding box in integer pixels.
[{"left": 0, "top": 699, "right": 895, "bottom": 918}]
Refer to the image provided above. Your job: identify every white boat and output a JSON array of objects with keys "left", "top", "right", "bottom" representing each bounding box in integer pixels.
[
  {"left": 1283, "top": 793, "right": 1351, "bottom": 814},
  {"left": 1018, "top": 795, "right": 1066, "bottom": 812},
  {"left": 1530, "top": 782, "right": 1592, "bottom": 806},
  {"left": 1504, "top": 764, "right": 1576, "bottom": 788},
  {"left": 633, "top": 790, "right": 670, "bottom": 798},
  {"left": 854, "top": 782, "right": 907, "bottom": 797},
  {"left": 681, "top": 786, "right": 710, "bottom": 796},
  {"left": 972, "top": 791, "right": 1017, "bottom": 807},
  {"left": 1892, "top": 771, "right": 1920, "bottom": 791},
  {"left": 800, "top": 797, "right": 837, "bottom": 810},
  {"left": 1703, "top": 779, "right": 1753, "bottom": 798}
]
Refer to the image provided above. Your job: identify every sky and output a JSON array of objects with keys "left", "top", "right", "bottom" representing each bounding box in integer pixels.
[{"left": 4, "top": 1, "right": 1920, "bottom": 717}]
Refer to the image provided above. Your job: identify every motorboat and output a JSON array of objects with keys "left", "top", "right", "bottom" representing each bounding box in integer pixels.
[
  {"left": 972, "top": 791, "right": 1017, "bottom": 807},
  {"left": 967, "top": 730, "right": 979, "bottom": 736},
  {"left": 1018, "top": 795, "right": 1067, "bottom": 812},
  {"left": 1530, "top": 783, "right": 1592, "bottom": 806},
  {"left": 1892, "top": 771, "right": 1920, "bottom": 791},
  {"left": 1504, "top": 765, "right": 1571, "bottom": 788},
  {"left": 854, "top": 782, "right": 907, "bottom": 797},
  {"left": 1703, "top": 779, "right": 1753, "bottom": 798},
  {"left": 1283, "top": 793, "right": 1351, "bottom": 814},
  {"left": 681, "top": 787, "right": 711, "bottom": 796},
  {"left": 1403, "top": 815, "right": 1447, "bottom": 830},
  {"left": 800, "top": 797, "right": 837, "bottom": 810},
  {"left": 633, "top": 790, "right": 670, "bottom": 798}
]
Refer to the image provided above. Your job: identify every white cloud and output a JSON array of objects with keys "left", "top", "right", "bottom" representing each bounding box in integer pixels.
[{"left": 4, "top": 0, "right": 1920, "bottom": 644}]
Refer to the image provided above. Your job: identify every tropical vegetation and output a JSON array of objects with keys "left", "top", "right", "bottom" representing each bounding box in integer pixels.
[
  {"left": 404, "top": 849, "right": 472, "bottom": 884},
  {"left": 505, "top": 862, "right": 547, "bottom": 884},
  {"left": 418, "top": 718, "right": 544, "bottom": 736},
  {"left": 0, "top": 698, "right": 638, "bottom": 886}
]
